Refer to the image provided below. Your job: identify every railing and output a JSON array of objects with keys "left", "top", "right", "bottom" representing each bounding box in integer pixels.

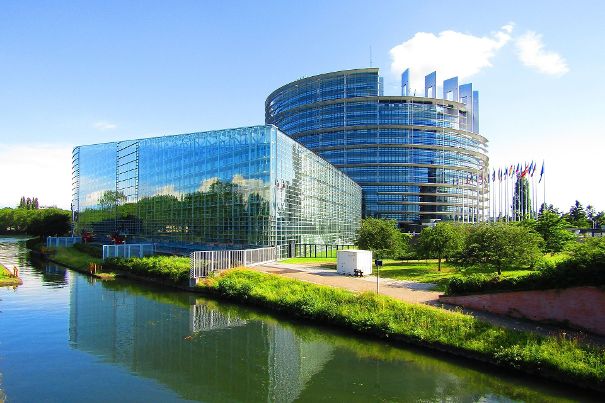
[
  {"left": 47, "top": 236, "right": 81, "bottom": 248},
  {"left": 292, "top": 243, "right": 355, "bottom": 258},
  {"left": 189, "top": 303, "right": 247, "bottom": 333},
  {"left": 102, "top": 244, "right": 155, "bottom": 260},
  {"left": 190, "top": 246, "right": 277, "bottom": 281}
]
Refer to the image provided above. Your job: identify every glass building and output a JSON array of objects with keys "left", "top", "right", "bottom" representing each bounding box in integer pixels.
[
  {"left": 72, "top": 125, "right": 361, "bottom": 249},
  {"left": 266, "top": 68, "right": 489, "bottom": 228}
]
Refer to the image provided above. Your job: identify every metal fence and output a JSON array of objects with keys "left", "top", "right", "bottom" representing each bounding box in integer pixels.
[
  {"left": 102, "top": 244, "right": 155, "bottom": 260},
  {"left": 190, "top": 246, "right": 277, "bottom": 281},
  {"left": 292, "top": 243, "right": 355, "bottom": 258},
  {"left": 46, "top": 236, "right": 81, "bottom": 248}
]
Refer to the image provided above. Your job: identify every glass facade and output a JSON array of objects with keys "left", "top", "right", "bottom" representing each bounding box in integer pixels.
[
  {"left": 266, "top": 68, "right": 489, "bottom": 225},
  {"left": 72, "top": 125, "right": 361, "bottom": 249}
]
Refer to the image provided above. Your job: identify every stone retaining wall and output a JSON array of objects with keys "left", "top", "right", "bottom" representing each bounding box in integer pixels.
[{"left": 440, "top": 286, "right": 605, "bottom": 336}]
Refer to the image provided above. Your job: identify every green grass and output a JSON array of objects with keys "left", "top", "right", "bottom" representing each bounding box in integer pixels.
[
  {"left": 198, "top": 269, "right": 605, "bottom": 391},
  {"left": 103, "top": 255, "right": 191, "bottom": 284},
  {"left": 280, "top": 257, "right": 534, "bottom": 291},
  {"left": 51, "top": 247, "right": 102, "bottom": 271}
]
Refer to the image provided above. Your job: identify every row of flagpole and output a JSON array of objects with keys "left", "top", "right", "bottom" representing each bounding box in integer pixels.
[{"left": 487, "top": 160, "right": 546, "bottom": 222}]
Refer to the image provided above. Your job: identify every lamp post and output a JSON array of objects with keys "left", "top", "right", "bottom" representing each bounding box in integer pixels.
[{"left": 375, "top": 259, "right": 382, "bottom": 294}]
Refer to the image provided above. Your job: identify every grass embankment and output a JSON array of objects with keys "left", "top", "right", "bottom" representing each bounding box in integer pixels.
[
  {"left": 198, "top": 268, "right": 605, "bottom": 391},
  {"left": 48, "top": 247, "right": 116, "bottom": 280},
  {"left": 0, "top": 262, "right": 22, "bottom": 286},
  {"left": 103, "top": 256, "right": 190, "bottom": 285}
]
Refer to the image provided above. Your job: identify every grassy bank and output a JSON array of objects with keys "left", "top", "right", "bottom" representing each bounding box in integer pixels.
[
  {"left": 0, "top": 262, "right": 22, "bottom": 286},
  {"left": 198, "top": 269, "right": 605, "bottom": 392},
  {"left": 45, "top": 247, "right": 116, "bottom": 280},
  {"left": 103, "top": 256, "right": 190, "bottom": 285}
]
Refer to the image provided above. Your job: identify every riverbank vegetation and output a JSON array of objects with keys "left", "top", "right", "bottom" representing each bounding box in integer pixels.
[
  {"left": 103, "top": 256, "right": 190, "bottom": 284},
  {"left": 198, "top": 268, "right": 605, "bottom": 391},
  {"left": 0, "top": 262, "right": 22, "bottom": 286}
]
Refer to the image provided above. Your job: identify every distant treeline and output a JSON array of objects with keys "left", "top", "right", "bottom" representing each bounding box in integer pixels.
[{"left": 0, "top": 207, "right": 71, "bottom": 237}]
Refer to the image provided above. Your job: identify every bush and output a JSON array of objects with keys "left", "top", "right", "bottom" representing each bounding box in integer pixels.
[
  {"left": 445, "top": 241, "right": 605, "bottom": 295},
  {"left": 103, "top": 256, "right": 190, "bottom": 284}
]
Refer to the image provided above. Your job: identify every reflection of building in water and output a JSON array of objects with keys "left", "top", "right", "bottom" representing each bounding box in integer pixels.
[
  {"left": 189, "top": 303, "right": 247, "bottom": 333},
  {"left": 69, "top": 276, "right": 333, "bottom": 402},
  {"left": 267, "top": 326, "right": 333, "bottom": 402}
]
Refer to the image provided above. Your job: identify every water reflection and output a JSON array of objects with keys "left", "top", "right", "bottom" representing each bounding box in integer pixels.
[{"left": 68, "top": 275, "right": 585, "bottom": 402}]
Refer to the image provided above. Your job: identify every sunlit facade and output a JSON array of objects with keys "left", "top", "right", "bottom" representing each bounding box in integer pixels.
[
  {"left": 266, "top": 68, "right": 489, "bottom": 227},
  {"left": 72, "top": 125, "right": 361, "bottom": 249}
]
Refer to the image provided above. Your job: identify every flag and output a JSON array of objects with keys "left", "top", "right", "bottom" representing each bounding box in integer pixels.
[
  {"left": 531, "top": 161, "right": 537, "bottom": 176},
  {"left": 498, "top": 168, "right": 502, "bottom": 181},
  {"left": 539, "top": 161, "right": 545, "bottom": 183},
  {"left": 492, "top": 169, "right": 495, "bottom": 182},
  {"left": 504, "top": 167, "right": 508, "bottom": 177}
]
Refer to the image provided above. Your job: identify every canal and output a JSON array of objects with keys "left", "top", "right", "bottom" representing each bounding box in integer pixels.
[{"left": 0, "top": 236, "right": 598, "bottom": 402}]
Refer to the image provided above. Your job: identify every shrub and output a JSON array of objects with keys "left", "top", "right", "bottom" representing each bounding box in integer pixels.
[{"left": 445, "top": 242, "right": 605, "bottom": 295}]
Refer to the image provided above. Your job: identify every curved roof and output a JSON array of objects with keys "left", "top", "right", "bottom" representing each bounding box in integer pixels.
[{"left": 266, "top": 68, "right": 379, "bottom": 106}]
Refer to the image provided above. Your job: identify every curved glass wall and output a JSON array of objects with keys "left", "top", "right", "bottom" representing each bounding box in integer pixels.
[{"left": 266, "top": 68, "right": 489, "bottom": 225}]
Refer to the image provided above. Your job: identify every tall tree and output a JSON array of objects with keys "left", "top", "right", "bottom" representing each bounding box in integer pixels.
[
  {"left": 416, "top": 222, "right": 464, "bottom": 271},
  {"left": 566, "top": 200, "right": 590, "bottom": 228},
  {"left": 512, "top": 176, "right": 532, "bottom": 220}
]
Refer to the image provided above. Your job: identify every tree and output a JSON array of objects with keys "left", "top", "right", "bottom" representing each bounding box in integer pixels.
[
  {"left": 512, "top": 176, "right": 532, "bottom": 220},
  {"left": 416, "top": 222, "right": 464, "bottom": 271},
  {"left": 356, "top": 218, "right": 408, "bottom": 259},
  {"left": 594, "top": 211, "right": 605, "bottom": 229},
  {"left": 534, "top": 210, "right": 574, "bottom": 253},
  {"left": 565, "top": 200, "right": 590, "bottom": 228},
  {"left": 456, "top": 222, "right": 543, "bottom": 275},
  {"left": 27, "top": 209, "right": 71, "bottom": 237}
]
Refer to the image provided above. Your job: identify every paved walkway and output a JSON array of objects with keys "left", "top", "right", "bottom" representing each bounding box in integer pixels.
[{"left": 254, "top": 262, "right": 605, "bottom": 346}]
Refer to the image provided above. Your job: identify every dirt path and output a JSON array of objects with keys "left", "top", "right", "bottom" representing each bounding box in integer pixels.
[{"left": 253, "top": 262, "right": 605, "bottom": 346}]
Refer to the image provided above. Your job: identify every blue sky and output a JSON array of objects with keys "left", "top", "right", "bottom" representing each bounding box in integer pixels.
[{"left": 1, "top": 0, "right": 603, "bottom": 212}]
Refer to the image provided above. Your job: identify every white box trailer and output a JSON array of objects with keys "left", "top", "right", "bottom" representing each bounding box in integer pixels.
[{"left": 337, "top": 250, "right": 373, "bottom": 276}]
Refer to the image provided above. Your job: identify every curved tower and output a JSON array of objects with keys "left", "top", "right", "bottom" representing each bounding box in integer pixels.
[{"left": 266, "top": 68, "right": 489, "bottom": 228}]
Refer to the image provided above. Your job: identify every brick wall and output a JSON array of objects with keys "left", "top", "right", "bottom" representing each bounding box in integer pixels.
[{"left": 440, "top": 286, "right": 605, "bottom": 336}]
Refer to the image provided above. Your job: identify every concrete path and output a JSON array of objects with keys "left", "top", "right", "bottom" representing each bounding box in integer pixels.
[{"left": 253, "top": 261, "right": 605, "bottom": 346}]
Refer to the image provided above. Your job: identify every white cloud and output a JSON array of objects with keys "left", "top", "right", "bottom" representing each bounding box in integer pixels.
[
  {"left": 515, "top": 31, "right": 569, "bottom": 76},
  {"left": 390, "top": 24, "right": 514, "bottom": 94},
  {"left": 0, "top": 144, "right": 72, "bottom": 209},
  {"left": 93, "top": 121, "right": 117, "bottom": 130}
]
